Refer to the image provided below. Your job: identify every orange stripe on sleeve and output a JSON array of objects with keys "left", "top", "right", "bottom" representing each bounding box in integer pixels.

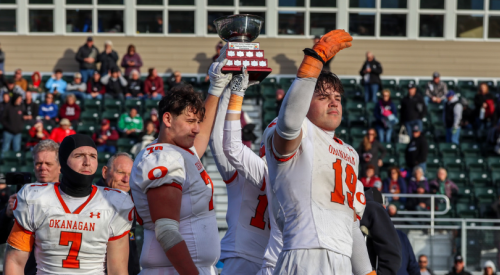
[
  {"left": 7, "top": 220, "right": 35, "bottom": 252},
  {"left": 109, "top": 230, "right": 130, "bottom": 241}
]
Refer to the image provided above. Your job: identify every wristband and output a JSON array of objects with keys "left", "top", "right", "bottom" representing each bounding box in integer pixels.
[{"left": 303, "top": 48, "right": 326, "bottom": 65}]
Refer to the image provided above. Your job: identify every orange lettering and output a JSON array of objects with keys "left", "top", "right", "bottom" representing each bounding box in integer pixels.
[
  {"left": 61, "top": 221, "right": 66, "bottom": 229},
  {"left": 50, "top": 220, "right": 54, "bottom": 227},
  {"left": 78, "top": 222, "right": 83, "bottom": 230},
  {"left": 83, "top": 223, "right": 88, "bottom": 231},
  {"left": 90, "top": 223, "right": 95, "bottom": 232},
  {"left": 54, "top": 220, "right": 60, "bottom": 228}
]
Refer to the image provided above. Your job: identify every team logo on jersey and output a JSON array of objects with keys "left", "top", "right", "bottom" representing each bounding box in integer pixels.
[
  {"left": 90, "top": 212, "right": 100, "bottom": 219},
  {"left": 148, "top": 166, "right": 168, "bottom": 180},
  {"left": 195, "top": 160, "right": 203, "bottom": 171}
]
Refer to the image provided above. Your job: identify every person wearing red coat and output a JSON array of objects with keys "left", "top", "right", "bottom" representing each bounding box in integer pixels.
[
  {"left": 27, "top": 120, "right": 50, "bottom": 148},
  {"left": 49, "top": 118, "right": 76, "bottom": 144},
  {"left": 361, "top": 164, "right": 383, "bottom": 192},
  {"left": 143, "top": 68, "right": 164, "bottom": 99},
  {"left": 59, "top": 94, "right": 81, "bottom": 130},
  {"left": 92, "top": 119, "right": 119, "bottom": 154}
]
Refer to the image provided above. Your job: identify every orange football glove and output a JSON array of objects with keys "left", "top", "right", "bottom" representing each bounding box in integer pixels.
[
  {"left": 313, "top": 29, "right": 353, "bottom": 62},
  {"left": 366, "top": 271, "right": 377, "bottom": 275},
  {"left": 297, "top": 29, "right": 353, "bottom": 79}
]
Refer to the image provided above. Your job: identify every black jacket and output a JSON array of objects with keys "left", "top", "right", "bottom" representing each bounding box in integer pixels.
[
  {"left": 75, "top": 44, "right": 100, "bottom": 70},
  {"left": 99, "top": 50, "right": 119, "bottom": 75},
  {"left": 0, "top": 49, "right": 5, "bottom": 64},
  {"left": 1, "top": 102, "right": 25, "bottom": 134},
  {"left": 446, "top": 267, "right": 472, "bottom": 275},
  {"left": 405, "top": 135, "right": 428, "bottom": 167},
  {"left": 359, "top": 59, "right": 383, "bottom": 85},
  {"left": 23, "top": 101, "right": 39, "bottom": 119},
  {"left": 127, "top": 78, "right": 144, "bottom": 97},
  {"left": 361, "top": 189, "right": 402, "bottom": 275},
  {"left": 396, "top": 230, "right": 420, "bottom": 275},
  {"left": 400, "top": 94, "right": 427, "bottom": 123}
]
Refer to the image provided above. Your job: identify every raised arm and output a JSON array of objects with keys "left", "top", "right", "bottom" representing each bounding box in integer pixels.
[
  {"left": 273, "top": 30, "right": 352, "bottom": 156},
  {"left": 194, "top": 60, "right": 232, "bottom": 157},
  {"left": 223, "top": 70, "right": 266, "bottom": 188},
  {"left": 208, "top": 85, "right": 237, "bottom": 182}
]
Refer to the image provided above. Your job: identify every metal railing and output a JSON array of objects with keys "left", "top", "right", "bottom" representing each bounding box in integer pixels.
[
  {"left": 383, "top": 194, "right": 500, "bottom": 271},
  {"left": 384, "top": 193, "right": 451, "bottom": 235}
]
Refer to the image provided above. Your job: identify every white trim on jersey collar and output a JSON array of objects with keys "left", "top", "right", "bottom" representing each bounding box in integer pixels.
[{"left": 323, "top": 130, "right": 335, "bottom": 138}]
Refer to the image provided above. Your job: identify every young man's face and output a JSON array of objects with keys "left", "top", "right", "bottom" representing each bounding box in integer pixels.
[
  {"left": 55, "top": 72, "right": 62, "bottom": 80},
  {"left": 66, "top": 146, "right": 98, "bottom": 175},
  {"left": 306, "top": 87, "right": 342, "bottom": 131},
  {"left": 165, "top": 108, "right": 201, "bottom": 149}
]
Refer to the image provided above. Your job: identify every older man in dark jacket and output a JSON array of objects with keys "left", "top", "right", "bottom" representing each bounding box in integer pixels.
[
  {"left": 75, "top": 37, "right": 100, "bottom": 83},
  {"left": 361, "top": 188, "right": 402, "bottom": 274},
  {"left": 359, "top": 51, "right": 383, "bottom": 103}
]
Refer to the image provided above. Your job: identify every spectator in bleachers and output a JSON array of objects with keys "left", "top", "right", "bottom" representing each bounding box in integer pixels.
[
  {"left": 374, "top": 89, "right": 398, "bottom": 143},
  {"left": 483, "top": 261, "right": 496, "bottom": 275},
  {"left": 125, "top": 69, "right": 144, "bottom": 99},
  {"left": 144, "top": 68, "right": 164, "bottom": 99},
  {"left": 443, "top": 91, "right": 462, "bottom": 145},
  {"left": 49, "top": 118, "right": 76, "bottom": 144},
  {"left": 429, "top": 168, "right": 459, "bottom": 201},
  {"left": 14, "top": 68, "right": 28, "bottom": 92},
  {"left": 406, "top": 183, "right": 430, "bottom": 212},
  {"left": 23, "top": 91, "right": 38, "bottom": 125},
  {"left": 38, "top": 93, "right": 58, "bottom": 124},
  {"left": 27, "top": 119, "right": 50, "bottom": 148},
  {"left": 75, "top": 36, "right": 100, "bottom": 83},
  {"left": 474, "top": 82, "right": 496, "bottom": 130},
  {"left": 149, "top": 108, "right": 159, "bottom": 131},
  {"left": 130, "top": 120, "right": 157, "bottom": 156},
  {"left": 401, "top": 83, "right": 426, "bottom": 138},
  {"left": 167, "top": 71, "right": 186, "bottom": 89},
  {"left": 446, "top": 255, "right": 471, "bottom": 275},
  {"left": 0, "top": 70, "right": 6, "bottom": 89},
  {"left": 359, "top": 51, "right": 383, "bottom": 103},
  {"left": 118, "top": 107, "right": 143, "bottom": 139},
  {"left": 405, "top": 125, "right": 428, "bottom": 175},
  {"left": 87, "top": 71, "right": 105, "bottom": 99},
  {"left": 1, "top": 94, "right": 24, "bottom": 153},
  {"left": 383, "top": 167, "right": 407, "bottom": 204},
  {"left": 418, "top": 255, "right": 435, "bottom": 275},
  {"left": 101, "top": 66, "right": 127, "bottom": 100},
  {"left": 361, "top": 165, "right": 382, "bottom": 190},
  {"left": 92, "top": 119, "right": 119, "bottom": 154},
  {"left": 0, "top": 79, "right": 25, "bottom": 100},
  {"left": 0, "top": 43, "right": 4, "bottom": 72},
  {"left": 425, "top": 72, "right": 447, "bottom": 106},
  {"left": 460, "top": 98, "right": 474, "bottom": 130},
  {"left": 357, "top": 128, "right": 386, "bottom": 177},
  {"left": 99, "top": 40, "right": 119, "bottom": 76},
  {"left": 66, "top": 72, "right": 87, "bottom": 100},
  {"left": 45, "top": 69, "right": 67, "bottom": 97},
  {"left": 28, "top": 71, "right": 43, "bottom": 101},
  {"left": 121, "top": 44, "right": 143, "bottom": 76},
  {"left": 0, "top": 92, "right": 9, "bottom": 116},
  {"left": 59, "top": 94, "right": 81, "bottom": 130},
  {"left": 387, "top": 204, "right": 398, "bottom": 218},
  {"left": 212, "top": 41, "right": 223, "bottom": 62},
  {"left": 407, "top": 167, "right": 429, "bottom": 194}
]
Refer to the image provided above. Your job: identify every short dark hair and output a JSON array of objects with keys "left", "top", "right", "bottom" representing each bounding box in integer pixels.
[
  {"left": 314, "top": 71, "right": 344, "bottom": 97},
  {"left": 55, "top": 69, "right": 62, "bottom": 74},
  {"left": 159, "top": 85, "right": 205, "bottom": 122}
]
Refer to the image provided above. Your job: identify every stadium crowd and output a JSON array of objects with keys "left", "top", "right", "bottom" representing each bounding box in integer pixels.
[{"left": 0, "top": 35, "right": 500, "bottom": 273}]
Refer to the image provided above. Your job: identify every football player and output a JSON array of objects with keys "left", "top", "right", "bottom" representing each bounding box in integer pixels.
[
  {"left": 129, "top": 60, "right": 231, "bottom": 274},
  {"left": 262, "top": 30, "right": 374, "bottom": 274},
  {"left": 208, "top": 72, "right": 271, "bottom": 275},
  {"left": 4, "top": 134, "right": 134, "bottom": 274},
  {"left": 222, "top": 69, "right": 372, "bottom": 275}
]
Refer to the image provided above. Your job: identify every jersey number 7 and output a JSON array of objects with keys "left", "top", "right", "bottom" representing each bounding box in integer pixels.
[
  {"left": 59, "top": 231, "right": 82, "bottom": 269},
  {"left": 331, "top": 159, "right": 356, "bottom": 210}
]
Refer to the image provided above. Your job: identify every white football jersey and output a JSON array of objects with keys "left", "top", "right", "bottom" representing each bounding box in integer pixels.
[
  {"left": 12, "top": 182, "right": 134, "bottom": 274},
  {"left": 263, "top": 118, "right": 362, "bottom": 256},
  {"left": 220, "top": 169, "right": 271, "bottom": 264},
  {"left": 130, "top": 143, "right": 220, "bottom": 270}
]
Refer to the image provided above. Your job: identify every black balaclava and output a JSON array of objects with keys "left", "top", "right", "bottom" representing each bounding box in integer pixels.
[{"left": 59, "top": 134, "right": 97, "bottom": 197}]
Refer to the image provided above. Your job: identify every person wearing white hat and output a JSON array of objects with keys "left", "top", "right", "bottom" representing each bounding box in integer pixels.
[{"left": 483, "top": 260, "right": 496, "bottom": 275}]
